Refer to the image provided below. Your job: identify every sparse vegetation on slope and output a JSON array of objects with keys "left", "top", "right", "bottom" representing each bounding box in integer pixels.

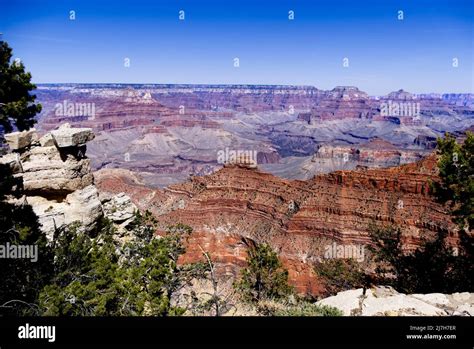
[
  {"left": 314, "top": 258, "right": 366, "bottom": 297},
  {"left": 234, "top": 243, "right": 292, "bottom": 303},
  {"left": 39, "top": 218, "right": 208, "bottom": 316}
]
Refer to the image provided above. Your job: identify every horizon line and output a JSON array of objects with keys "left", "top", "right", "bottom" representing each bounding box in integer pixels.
[{"left": 34, "top": 83, "right": 474, "bottom": 96}]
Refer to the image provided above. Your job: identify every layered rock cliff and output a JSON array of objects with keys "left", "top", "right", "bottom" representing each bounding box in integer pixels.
[
  {"left": 95, "top": 153, "right": 459, "bottom": 296},
  {"left": 0, "top": 124, "right": 103, "bottom": 238}
]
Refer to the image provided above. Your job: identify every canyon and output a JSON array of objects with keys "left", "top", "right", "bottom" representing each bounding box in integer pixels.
[
  {"left": 28, "top": 84, "right": 473, "bottom": 296},
  {"left": 0, "top": 122, "right": 465, "bottom": 296},
  {"left": 95, "top": 153, "right": 460, "bottom": 295},
  {"left": 34, "top": 84, "right": 474, "bottom": 187}
]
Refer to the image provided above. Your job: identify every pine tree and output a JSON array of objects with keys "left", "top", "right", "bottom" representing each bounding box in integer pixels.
[
  {"left": 433, "top": 132, "right": 474, "bottom": 230},
  {"left": 0, "top": 39, "right": 42, "bottom": 134},
  {"left": 0, "top": 39, "right": 47, "bottom": 315},
  {"left": 235, "top": 243, "right": 292, "bottom": 302}
]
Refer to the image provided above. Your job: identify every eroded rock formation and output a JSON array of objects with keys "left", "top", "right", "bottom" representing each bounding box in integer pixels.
[
  {"left": 1, "top": 125, "right": 102, "bottom": 238},
  {"left": 95, "top": 153, "right": 459, "bottom": 296}
]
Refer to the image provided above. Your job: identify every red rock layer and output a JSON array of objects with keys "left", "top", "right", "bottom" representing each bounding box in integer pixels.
[{"left": 95, "top": 154, "right": 459, "bottom": 296}]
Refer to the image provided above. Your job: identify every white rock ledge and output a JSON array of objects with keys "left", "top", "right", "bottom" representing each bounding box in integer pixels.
[{"left": 316, "top": 286, "right": 474, "bottom": 316}]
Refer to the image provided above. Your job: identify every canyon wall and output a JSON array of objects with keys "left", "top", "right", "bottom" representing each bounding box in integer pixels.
[
  {"left": 35, "top": 84, "right": 474, "bottom": 188},
  {"left": 95, "top": 154, "right": 459, "bottom": 296},
  {"left": 0, "top": 122, "right": 461, "bottom": 296}
]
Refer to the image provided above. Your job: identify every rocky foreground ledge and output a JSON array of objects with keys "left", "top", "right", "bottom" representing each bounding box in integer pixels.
[
  {"left": 317, "top": 286, "right": 474, "bottom": 316},
  {"left": 0, "top": 124, "right": 102, "bottom": 238}
]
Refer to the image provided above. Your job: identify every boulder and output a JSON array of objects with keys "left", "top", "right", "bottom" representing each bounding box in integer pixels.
[
  {"left": 317, "top": 289, "right": 365, "bottom": 315},
  {"left": 51, "top": 124, "right": 94, "bottom": 148},
  {"left": 26, "top": 185, "right": 103, "bottom": 239},
  {"left": 102, "top": 192, "right": 137, "bottom": 224},
  {"left": 0, "top": 152, "right": 22, "bottom": 173},
  {"left": 363, "top": 293, "right": 446, "bottom": 316},
  {"left": 20, "top": 145, "right": 93, "bottom": 193},
  {"left": 64, "top": 185, "right": 103, "bottom": 230},
  {"left": 100, "top": 192, "right": 140, "bottom": 245},
  {"left": 39, "top": 132, "right": 55, "bottom": 147},
  {"left": 450, "top": 292, "right": 471, "bottom": 303},
  {"left": 453, "top": 304, "right": 474, "bottom": 316},
  {"left": 4, "top": 129, "right": 38, "bottom": 150},
  {"left": 412, "top": 293, "right": 450, "bottom": 306}
]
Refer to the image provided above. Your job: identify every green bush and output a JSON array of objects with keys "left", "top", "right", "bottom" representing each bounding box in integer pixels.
[
  {"left": 432, "top": 132, "right": 474, "bottom": 230},
  {"left": 0, "top": 164, "right": 52, "bottom": 315},
  {"left": 234, "top": 243, "right": 292, "bottom": 303},
  {"left": 273, "top": 302, "right": 343, "bottom": 317},
  {"left": 369, "top": 225, "right": 473, "bottom": 293},
  {"left": 0, "top": 40, "right": 42, "bottom": 133},
  {"left": 38, "top": 221, "right": 205, "bottom": 316},
  {"left": 314, "top": 258, "right": 366, "bottom": 297}
]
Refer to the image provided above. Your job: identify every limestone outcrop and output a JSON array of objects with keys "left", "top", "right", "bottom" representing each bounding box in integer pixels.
[
  {"left": 100, "top": 192, "right": 137, "bottom": 226},
  {"left": 316, "top": 286, "right": 474, "bottom": 316},
  {"left": 0, "top": 125, "right": 102, "bottom": 238},
  {"left": 4, "top": 129, "right": 38, "bottom": 150}
]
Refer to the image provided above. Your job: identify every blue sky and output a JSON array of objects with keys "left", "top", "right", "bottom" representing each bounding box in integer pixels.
[{"left": 1, "top": 0, "right": 472, "bottom": 94}]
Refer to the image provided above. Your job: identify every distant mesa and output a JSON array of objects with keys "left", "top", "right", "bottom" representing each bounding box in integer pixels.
[
  {"left": 329, "top": 86, "right": 368, "bottom": 99},
  {"left": 124, "top": 89, "right": 158, "bottom": 104},
  {"left": 362, "top": 137, "right": 398, "bottom": 150},
  {"left": 387, "top": 89, "right": 415, "bottom": 100},
  {"left": 223, "top": 153, "right": 258, "bottom": 169}
]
